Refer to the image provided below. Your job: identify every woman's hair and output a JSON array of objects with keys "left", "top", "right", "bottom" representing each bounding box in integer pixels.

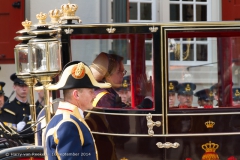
[{"left": 106, "top": 54, "right": 123, "bottom": 76}]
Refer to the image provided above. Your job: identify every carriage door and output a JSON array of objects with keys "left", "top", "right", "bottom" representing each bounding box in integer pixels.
[
  {"left": 63, "top": 24, "right": 165, "bottom": 160},
  {"left": 165, "top": 25, "right": 240, "bottom": 159}
]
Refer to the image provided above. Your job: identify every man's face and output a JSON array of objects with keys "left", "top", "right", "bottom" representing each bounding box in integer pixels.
[
  {"left": 14, "top": 83, "right": 29, "bottom": 99},
  {"left": 37, "top": 90, "right": 44, "bottom": 101},
  {"left": 0, "top": 94, "right": 4, "bottom": 108},
  {"left": 169, "top": 92, "right": 176, "bottom": 107},
  {"left": 202, "top": 100, "right": 213, "bottom": 106},
  {"left": 118, "top": 90, "right": 131, "bottom": 104},
  {"left": 177, "top": 94, "right": 193, "bottom": 107},
  {"left": 78, "top": 88, "right": 96, "bottom": 111}
]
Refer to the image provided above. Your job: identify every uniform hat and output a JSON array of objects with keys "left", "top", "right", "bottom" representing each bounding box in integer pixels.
[
  {"left": 194, "top": 89, "right": 214, "bottom": 101},
  {"left": 89, "top": 52, "right": 109, "bottom": 81},
  {"left": 169, "top": 80, "right": 178, "bottom": 93},
  {"left": 0, "top": 82, "right": 5, "bottom": 95},
  {"left": 47, "top": 61, "right": 111, "bottom": 90},
  {"left": 89, "top": 52, "right": 123, "bottom": 81},
  {"left": 177, "top": 82, "right": 196, "bottom": 95},
  {"left": 232, "top": 88, "right": 240, "bottom": 101},
  {"left": 117, "top": 75, "right": 131, "bottom": 91},
  {"left": 10, "top": 73, "right": 27, "bottom": 86}
]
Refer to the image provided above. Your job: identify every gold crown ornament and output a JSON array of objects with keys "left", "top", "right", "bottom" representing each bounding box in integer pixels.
[
  {"left": 49, "top": 9, "right": 63, "bottom": 24},
  {"left": 59, "top": 3, "right": 81, "bottom": 24},
  {"left": 205, "top": 120, "right": 215, "bottom": 128},
  {"left": 201, "top": 141, "right": 219, "bottom": 160},
  {"left": 36, "top": 12, "right": 47, "bottom": 24},
  {"left": 21, "top": 19, "right": 32, "bottom": 31}
]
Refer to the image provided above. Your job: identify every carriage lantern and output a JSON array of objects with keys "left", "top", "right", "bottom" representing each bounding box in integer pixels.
[
  {"left": 27, "top": 12, "right": 62, "bottom": 123},
  {"left": 14, "top": 19, "right": 38, "bottom": 143}
]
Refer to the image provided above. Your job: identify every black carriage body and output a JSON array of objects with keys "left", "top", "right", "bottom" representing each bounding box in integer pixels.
[{"left": 58, "top": 22, "right": 240, "bottom": 160}]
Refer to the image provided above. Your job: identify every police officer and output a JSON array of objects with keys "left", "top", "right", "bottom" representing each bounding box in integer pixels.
[
  {"left": 169, "top": 80, "right": 178, "bottom": 108},
  {"left": 0, "top": 82, "right": 8, "bottom": 109},
  {"left": 177, "top": 82, "right": 196, "bottom": 108},
  {"left": 45, "top": 61, "right": 111, "bottom": 159},
  {"left": 3, "top": 73, "right": 33, "bottom": 143},
  {"left": 194, "top": 89, "right": 214, "bottom": 108},
  {"left": 232, "top": 88, "right": 240, "bottom": 106},
  {"left": 116, "top": 75, "right": 131, "bottom": 105}
]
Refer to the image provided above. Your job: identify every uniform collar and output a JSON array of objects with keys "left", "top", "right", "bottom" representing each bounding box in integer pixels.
[
  {"left": 14, "top": 98, "right": 29, "bottom": 105},
  {"left": 56, "top": 101, "right": 84, "bottom": 119}
]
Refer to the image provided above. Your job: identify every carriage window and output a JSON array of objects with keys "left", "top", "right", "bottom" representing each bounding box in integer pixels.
[
  {"left": 168, "top": 31, "right": 240, "bottom": 110},
  {"left": 70, "top": 33, "right": 154, "bottom": 110}
]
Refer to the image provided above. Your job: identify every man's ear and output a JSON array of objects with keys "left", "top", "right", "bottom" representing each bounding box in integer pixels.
[{"left": 72, "top": 89, "right": 79, "bottom": 99}]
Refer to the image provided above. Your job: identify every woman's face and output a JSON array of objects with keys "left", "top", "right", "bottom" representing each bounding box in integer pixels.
[{"left": 106, "top": 62, "right": 125, "bottom": 87}]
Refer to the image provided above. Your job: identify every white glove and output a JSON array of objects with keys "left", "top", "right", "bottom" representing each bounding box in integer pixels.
[
  {"left": 29, "top": 115, "right": 31, "bottom": 121},
  {"left": 17, "top": 121, "right": 26, "bottom": 132}
]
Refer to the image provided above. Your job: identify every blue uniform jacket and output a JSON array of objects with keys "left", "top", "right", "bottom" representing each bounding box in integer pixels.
[
  {"left": 36, "top": 107, "right": 45, "bottom": 146},
  {"left": 45, "top": 101, "right": 98, "bottom": 160}
]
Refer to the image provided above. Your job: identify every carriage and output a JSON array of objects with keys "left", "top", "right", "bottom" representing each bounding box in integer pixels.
[{"left": 1, "top": 2, "right": 240, "bottom": 160}]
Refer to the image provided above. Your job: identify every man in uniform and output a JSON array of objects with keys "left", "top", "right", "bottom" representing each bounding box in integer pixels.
[
  {"left": 45, "top": 61, "right": 111, "bottom": 160},
  {"left": 169, "top": 80, "right": 178, "bottom": 108},
  {"left": 194, "top": 89, "right": 214, "bottom": 108},
  {"left": 2, "top": 73, "right": 33, "bottom": 143},
  {"left": 232, "top": 88, "right": 240, "bottom": 106},
  {"left": 116, "top": 75, "right": 131, "bottom": 105},
  {"left": 177, "top": 82, "right": 196, "bottom": 108},
  {"left": 0, "top": 82, "right": 7, "bottom": 109}
]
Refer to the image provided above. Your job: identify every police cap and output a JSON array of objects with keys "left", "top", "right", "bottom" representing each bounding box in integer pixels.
[
  {"left": 177, "top": 82, "right": 196, "bottom": 95},
  {"left": 10, "top": 73, "right": 27, "bottom": 86},
  {"left": 194, "top": 89, "right": 214, "bottom": 101},
  {"left": 232, "top": 88, "right": 240, "bottom": 101},
  {"left": 0, "top": 82, "right": 5, "bottom": 95},
  {"left": 169, "top": 80, "right": 178, "bottom": 93}
]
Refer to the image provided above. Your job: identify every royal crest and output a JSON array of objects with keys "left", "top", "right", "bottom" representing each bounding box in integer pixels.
[
  {"left": 169, "top": 82, "right": 174, "bottom": 90},
  {"left": 201, "top": 141, "right": 219, "bottom": 160},
  {"left": 205, "top": 121, "right": 215, "bottom": 128},
  {"left": 71, "top": 62, "right": 85, "bottom": 79},
  {"left": 122, "top": 80, "right": 128, "bottom": 88},
  {"left": 209, "top": 91, "right": 213, "bottom": 97},
  {"left": 185, "top": 84, "right": 191, "bottom": 91},
  {"left": 235, "top": 89, "right": 240, "bottom": 97}
]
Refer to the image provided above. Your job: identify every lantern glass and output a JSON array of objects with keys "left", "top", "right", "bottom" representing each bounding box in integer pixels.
[
  {"left": 14, "top": 46, "right": 30, "bottom": 75},
  {"left": 28, "top": 40, "right": 61, "bottom": 74}
]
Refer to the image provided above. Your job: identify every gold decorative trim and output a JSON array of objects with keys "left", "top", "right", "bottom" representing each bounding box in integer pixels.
[
  {"left": 3, "top": 108, "right": 16, "bottom": 116},
  {"left": 149, "top": 26, "right": 158, "bottom": 32},
  {"left": 106, "top": 26, "right": 116, "bottom": 33},
  {"left": 90, "top": 131, "right": 240, "bottom": 137},
  {"left": 85, "top": 110, "right": 162, "bottom": 116},
  {"left": 156, "top": 142, "right": 180, "bottom": 148}
]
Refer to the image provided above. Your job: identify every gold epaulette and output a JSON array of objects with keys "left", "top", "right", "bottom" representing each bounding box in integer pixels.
[
  {"left": 3, "top": 108, "right": 16, "bottom": 116},
  {"left": 92, "top": 91, "right": 109, "bottom": 107}
]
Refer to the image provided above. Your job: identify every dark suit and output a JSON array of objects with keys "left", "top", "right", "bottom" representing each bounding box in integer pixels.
[{"left": 2, "top": 98, "right": 33, "bottom": 143}]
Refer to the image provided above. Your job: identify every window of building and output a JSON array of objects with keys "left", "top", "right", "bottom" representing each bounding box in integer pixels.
[{"left": 169, "top": 0, "right": 211, "bottom": 65}]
